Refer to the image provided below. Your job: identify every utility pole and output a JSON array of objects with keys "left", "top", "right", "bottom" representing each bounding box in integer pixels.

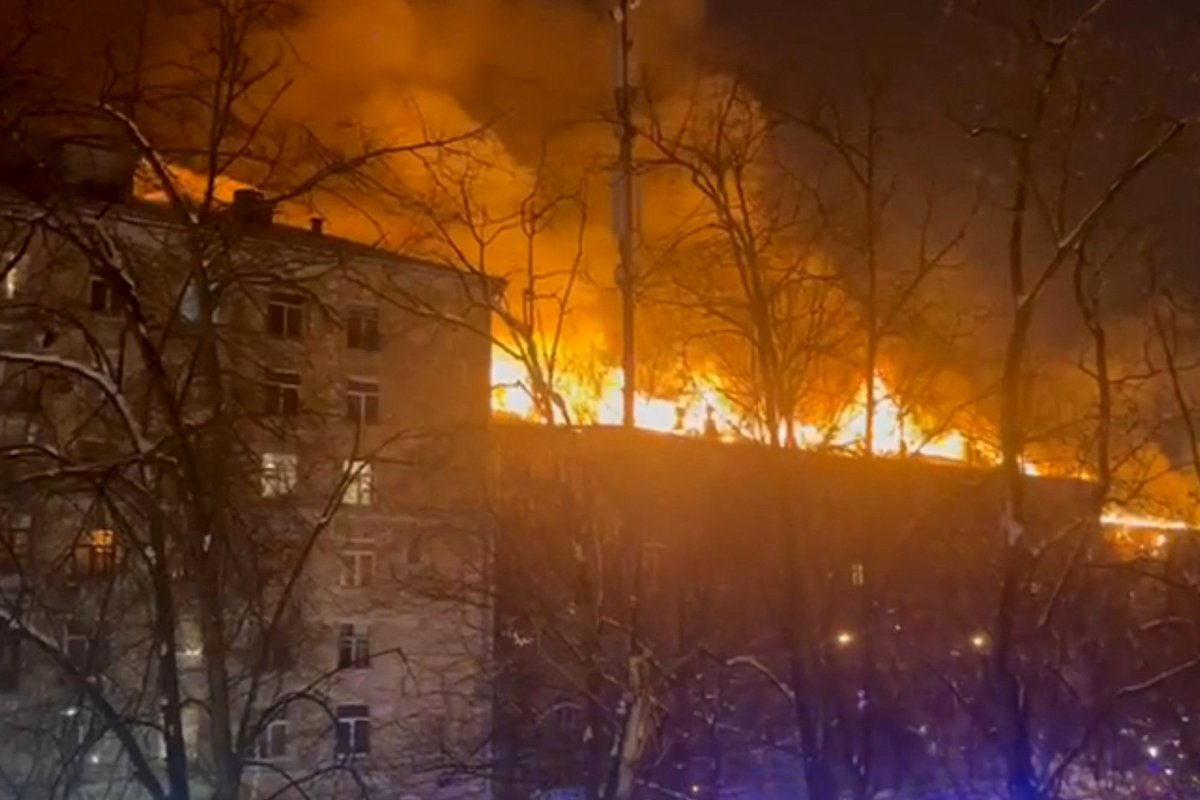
[{"left": 613, "top": 0, "right": 637, "bottom": 428}]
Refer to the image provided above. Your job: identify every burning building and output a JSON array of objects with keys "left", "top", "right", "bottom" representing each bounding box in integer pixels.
[{"left": 486, "top": 424, "right": 1198, "bottom": 800}]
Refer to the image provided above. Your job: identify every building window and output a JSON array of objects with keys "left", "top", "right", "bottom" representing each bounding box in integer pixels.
[
  {"left": 0, "top": 626, "right": 18, "bottom": 693},
  {"left": 64, "top": 621, "right": 107, "bottom": 673},
  {"left": 73, "top": 529, "right": 117, "bottom": 576},
  {"left": 263, "top": 371, "right": 301, "bottom": 416},
  {"left": 253, "top": 718, "right": 289, "bottom": 761},
  {"left": 346, "top": 380, "right": 380, "bottom": 426},
  {"left": 552, "top": 702, "right": 581, "bottom": 731},
  {"left": 346, "top": 306, "right": 381, "bottom": 351},
  {"left": 335, "top": 704, "right": 370, "bottom": 756},
  {"left": 339, "top": 551, "right": 375, "bottom": 589},
  {"left": 3, "top": 251, "right": 26, "bottom": 299},
  {"left": 266, "top": 293, "right": 304, "bottom": 338},
  {"left": 337, "top": 623, "right": 370, "bottom": 669},
  {"left": 343, "top": 460, "right": 374, "bottom": 506},
  {"left": 88, "top": 270, "right": 117, "bottom": 314},
  {"left": 0, "top": 512, "right": 31, "bottom": 575},
  {"left": 260, "top": 452, "right": 298, "bottom": 497},
  {"left": 851, "top": 563, "right": 865, "bottom": 587}
]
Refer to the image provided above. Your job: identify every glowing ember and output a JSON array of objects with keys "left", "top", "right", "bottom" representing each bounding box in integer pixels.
[
  {"left": 492, "top": 347, "right": 972, "bottom": 458},
  {"left": 1100, "top": 509, "right": 1195, "bottom": 532},
  {"left": 492, "top": 346, "right": 1195, "bottom": 534},
  {"left": 795, "top": 375, "right": 970, "bottom": 460},
  {"left": 491, "top": 348, "right": 741, "bottom": 435}
]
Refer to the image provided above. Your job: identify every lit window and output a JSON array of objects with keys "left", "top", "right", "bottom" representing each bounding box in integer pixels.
[
  {"left": 850, "top": 563, "right": 865, "bottom": 586},
  {"left": 346, "top": 380, "right": 380, "bottom": 426},
  {"left": 266, "top": 293, "right": 304, "bottom": 338},
  {"left": 339, "top": 551, "right": 375, "bottom": 589},
  {"left": 337, "top": 623, "right": 370, "bottom": 669},
  {"left": 253, "top": 718, "right": 289, "bottom": 761},
  {"left": 73, "top": 529, "right": 117, "bottom": 576},
  {"left": 343, "top": 460, "right": 374, "bottom": 506},
  {"left": 335, "top": 704, "right": 370, "bottom": 756},
  {"left": 260, "top": 452, "right": 298, "bottom": 497},
  {"left": 346, "top": 306, "right": 381, "bottom": 351},
  {"left": 262, "top": 371, "right": 301, "bottom": 416},
  {"left": 0, "top": 512, "right": 31, "bottom": 575}
]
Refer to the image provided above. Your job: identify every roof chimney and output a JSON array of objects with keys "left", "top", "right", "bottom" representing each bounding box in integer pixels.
[
  {"left": 56, "top": 141, "right": 136, "bottom": 202},
  {"left": 231, "top": 188, "right": 274, "bottom": 225},
  {"left": 309, "top": 217, "right": 325, "bottom": 235}
]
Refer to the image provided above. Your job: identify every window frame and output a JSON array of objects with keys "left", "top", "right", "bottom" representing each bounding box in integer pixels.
[
  {"left": 260, "top": 452, "right": 298, "bottom": 498},
  {"left": 73, "top": 528, "right": 117, "bottom": 577},
  {"left": 346, "top": 306, "right": 381, "bottom": 351},
  {"left": 253, "top": 718, "right": 289, "bottom": 761},
  {"left": 342, "top": 460, "right": 375, "bottom": 506},
  {"left": 346, "top": 379, "right": 381, "bottom": 426},
  {"left": 0, "top": 625, "right": 19, "bottom": 693},
  {"left": 262, "top": 370, "right": 301, "bottom": 416},
  {"left": 88, "top": 270, "right": 117, "bottom": 314},
  {"left": 0, "top": 511, "right": 31, "bottom": 575},
  {"left": 63, "top": 620, "right": 107, "bottom": 673},
  {"left": 337, "top": 622, "right": 371, "bottom": 670},
  {"left": 334, "top": 704, "right": 370, "bottom": 756},
  {"left": 266, "top": 293, "right": 304, "bottom": 339},
  {"left": 339, "top": 550, "right": 376, "bottom": 589}
]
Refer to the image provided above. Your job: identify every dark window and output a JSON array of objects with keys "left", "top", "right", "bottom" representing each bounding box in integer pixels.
[
  {"left": 261, "top": 631, "right": 294, "bottom": 674},
  {"left": 253, "top": 719, "right": 288, "bottom": 760},
  {"left": 88, "top": 271, "right": 117, "bottom": 314},
  {"left": 347, "top": 307, "right": 381, "bottom": 351},
  {"left": 337, "top": 623, "right": 370, "bottom": 670},
  {"left": 0, "top": 626, "right": 18, "bottom": 692},
  {"left": 73, "top": 529, "right": 117, "bottom": 577},
  {"left": 339, "top": 550, "right": 375, "bottom": 586},
  {"left": 335, "top": 704, "right": 370, "bottom": 755},
  {"left": 346, "top": 380, "right": 380, "bottom": 426},
  {"left": 266, "top": 294, "right": 304, "bottom": 338},
  {"left": 0, "top": 512, "right": 31, "bottom": 575},
  {"left": 263, "top": 371, "right": 301, "bottom": 416},
  {"left": 552, "top": 703, "right": 580, "bottom": 731},
  {"left": 64, "top": 621, "right": 108, "bottom": 674}
]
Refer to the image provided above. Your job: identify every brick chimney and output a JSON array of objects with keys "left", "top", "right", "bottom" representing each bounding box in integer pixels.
[
  {"left": 231, "top": 188, "right": 274, "bottom": 225},
  {"left": 0, "top": 136, "right": 136, "bottom": 202}
]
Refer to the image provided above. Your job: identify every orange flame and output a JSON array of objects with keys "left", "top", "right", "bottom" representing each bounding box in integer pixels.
[
  {"left": 492, "top": 348, "right": 977, "bottom": 460},
  {"left": 490, "top": 347, "right": 1196, "bottom": 535}
]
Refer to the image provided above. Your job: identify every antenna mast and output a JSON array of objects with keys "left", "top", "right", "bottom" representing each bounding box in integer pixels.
[{"left": 614, "top": 0, "right": 638, "bottom": 428}]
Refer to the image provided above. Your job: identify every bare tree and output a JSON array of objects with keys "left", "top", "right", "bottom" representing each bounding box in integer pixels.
[
  {"left": 353, "top": 139, "right": 592, "bottom": 428},
  {"left": 639, "top": 75, "right": 858, "bottom": 447},
  {"left": 953, "top": 3, "right": 1197, "bottom": 797},
  {"left": 0, "top": 2, "right": 488, "bottom": 799}
]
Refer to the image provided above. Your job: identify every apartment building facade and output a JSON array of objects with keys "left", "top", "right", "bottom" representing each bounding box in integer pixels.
[
  {"left": 486, "top": 424, "right": 1182, "bottom": 800},
  {"left": 0, "top": 142, "right": 495, "bottom": 799}
]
